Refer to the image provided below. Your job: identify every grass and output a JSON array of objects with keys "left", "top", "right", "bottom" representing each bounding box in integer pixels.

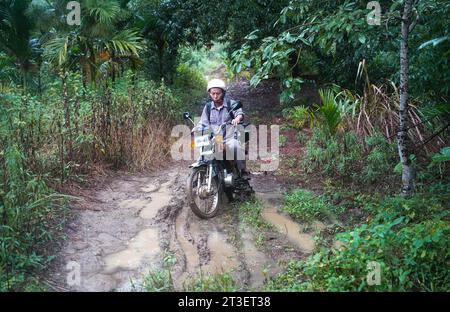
[
  {"left": 142, "top": 268, "right": 174, "bottom": 292},
  {"left": 141, "top": 248, "right": 176, "bottom": 292},
  {"left": 255, "top": 232, "right": 266, "bottom": 249},
  {"left": 183, "top": 271, "right": 238, "bottom": 292},
  {"left": 295, "top": 132, "right": 308, "bottom": 144},
  {"left": 264, "top": 260, "right": 308, "bottom": 291},
  {"left": 237, "top": 197, "right": 272, "bottom": 230}
]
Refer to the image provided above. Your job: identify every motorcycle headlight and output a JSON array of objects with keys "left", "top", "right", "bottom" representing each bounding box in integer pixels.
[{"left": 215, "top": 135, "right": 223, "bottom": 144}]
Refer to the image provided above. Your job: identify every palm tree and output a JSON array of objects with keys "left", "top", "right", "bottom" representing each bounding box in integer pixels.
[
  {"left": 43, "top": 0, "right": 144, "bottom": 86},
  {"left": 0, "top": 0, "right": 41, "bottom": 90}
]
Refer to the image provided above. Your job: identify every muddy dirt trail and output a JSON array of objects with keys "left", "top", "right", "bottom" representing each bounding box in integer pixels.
[
  {"left": 46, "top": 162, "right": 287, "bottom": 291},
  {"left": 46, "top": 80, "right": 324, "bottom": 291}
]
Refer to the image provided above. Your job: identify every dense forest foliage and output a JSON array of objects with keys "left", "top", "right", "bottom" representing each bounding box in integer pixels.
[{"left": 0, "top": 0, "right": 448, "bottom": 291}]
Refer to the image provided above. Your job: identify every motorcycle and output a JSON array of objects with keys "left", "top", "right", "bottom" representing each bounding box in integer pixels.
[{"left": 183, "top": 101, "right": 254, "bottom": 219}]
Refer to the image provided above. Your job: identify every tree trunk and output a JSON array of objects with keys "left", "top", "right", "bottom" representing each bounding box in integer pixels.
[
  {"left": 58, "top": 119, "right": 64, "bottom": 184},
  {"left": 37, "top": 60, "right": 42, "bottom": 96},
  {"left": 397, "top": 0, "right": 416, "bottom": 197},
  {"left": 157, "top": 40, "right": 165, "bottom": 81},
  {"left": 62, "top": 74, "right": 73, "bottom": 161},
  {"left": 1, "top": 147, "right": 7, "bottom": 226}
]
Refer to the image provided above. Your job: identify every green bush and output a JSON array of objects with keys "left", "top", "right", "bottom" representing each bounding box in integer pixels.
[
  {"left": 362, "top": 133, "right": 398, "bottom": 184},
  {"left": 295, "top": 132, "right": 308, "bottom": 144},
  {"left": 315, "top": 89, "right": 343, "bottom": 136},
  {"left": 425, "top": 147, "right": 450, "bottom": 180},
  {"left": 264, "top": 260, "right": 308, "bottom": 291},
  {"left": 302, "top": 128, "right": 398, "bottom": 185},
  {"left": 282, "top": 189, "right": 344, "bottom": 223},
  {"left": 142, "top": 268, "right": 174, "bottom": 292},
  {"left": 282, "top": 106, "right": 312, "bottom": 130},
  {"left": 238, "top": 198, "right": 271, "bottom": 230},
  {"left": 302, "top": 128, "right": 363, "bottom": 180},
  {"left": 0, "top": 146, "right": 68, "bottom": 291}
]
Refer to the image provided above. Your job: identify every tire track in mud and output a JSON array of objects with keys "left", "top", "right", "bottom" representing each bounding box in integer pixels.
[{"left": 162, "top": 170, "right": 246, "bottom": 291}]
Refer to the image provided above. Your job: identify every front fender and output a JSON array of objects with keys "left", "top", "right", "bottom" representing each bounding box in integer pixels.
[
  {"left": 189, "top": 161, "right": 219, "bottom": 178},
  {"left": 189, "top": 160, "right": 208, "bottom": 168}
]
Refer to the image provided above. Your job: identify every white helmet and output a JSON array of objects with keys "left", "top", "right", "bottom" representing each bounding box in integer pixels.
[{"left": 207, "top": 79, "right": 226, "bottom": 92}]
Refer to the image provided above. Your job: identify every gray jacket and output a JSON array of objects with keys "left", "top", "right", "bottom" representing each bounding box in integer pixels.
[
  {"left": 198, "top": 98, "right": 244, "bottom": 127},
  {"left": 196, "top": 98, "right": 244, "bottom": 141}
]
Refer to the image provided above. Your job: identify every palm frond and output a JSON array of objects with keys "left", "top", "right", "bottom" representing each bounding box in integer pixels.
[
  {"left": 315, "top": 89, "right": 343, "bottom": 136},
  {"left": 105, "top": 29, "right": 144, "bottom": 57},
  {"left": 43, "top": 36, "right": 69, "bottom": 67},
  {"left": 85, "top": 0, "right": 121, "bottom": 24}
]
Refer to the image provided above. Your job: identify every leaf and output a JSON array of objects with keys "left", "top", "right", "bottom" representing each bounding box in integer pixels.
[
  {"left": 394, "top": 162, "right": 402, "bottom": 174},
  {"left": 358, "top": 34, "right": 366, "bottom": 44},
  {"left": 283, "top": 32, "right": 296, "bottom": 44},
  {"left": 418, "top": 36, "right": 449, "bottom": 50},
  {"left": 262, "top": 43, "right": 274, "bottom": 60},
  {"left": 106, "top": 29, "right": 144, "bottom": 56},
  {"left": 245, "top": 30, "right": 259, "bottom": 40},
  {"left": 86, "top": 0, "right": 121, "bottom": 24},
  {"left": 43, "top": 36, "right": 69, "bottom": 67},
  {"left": 390, "top": 216, "right": 405, "bottom": 228},
  {"left": 431, "top": 147, "right": 450, "bottom": 163}
]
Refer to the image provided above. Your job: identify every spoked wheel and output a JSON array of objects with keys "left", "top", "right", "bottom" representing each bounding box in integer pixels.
[{"left": 187, "top": 166, "right": 222, "bottom": 219}]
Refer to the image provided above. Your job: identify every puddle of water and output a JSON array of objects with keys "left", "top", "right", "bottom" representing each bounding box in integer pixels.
[
  {"left": 258, "top": 193, "right": 316, "bottom": 254},
  {"left": 173, "top": 213, "right": 239, "bottom": 290},
  {"left": 103, "top": 228, "right": 160, "bottom": 274},
  {"left": 140, "top": 181, "right": 171, "bottom": 219}
]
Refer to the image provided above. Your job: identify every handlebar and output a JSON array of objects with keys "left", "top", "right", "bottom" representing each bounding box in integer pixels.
[
  {"left": 192, "top": 121, "right": 233, "bottom": 136},
  {"left": 193, "top": 121, "right": 249, "bottom": 133}
]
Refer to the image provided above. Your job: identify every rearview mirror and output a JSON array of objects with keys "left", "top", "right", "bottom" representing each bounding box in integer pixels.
[{"left": 183, "top": 112, "right": 191, "bottom": 120}]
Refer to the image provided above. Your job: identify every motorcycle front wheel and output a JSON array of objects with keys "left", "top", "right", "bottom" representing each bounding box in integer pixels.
[{"left": 186, "top": 166, "right": 222, "bottom": 219}]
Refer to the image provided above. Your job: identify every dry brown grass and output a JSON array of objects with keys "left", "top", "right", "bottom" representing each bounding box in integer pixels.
[
  {"left": 354, "top": 60, "right": 447, "bottom": 155},
  {"left": 108, "top": 118, "right": 174, "bottom": 171}
]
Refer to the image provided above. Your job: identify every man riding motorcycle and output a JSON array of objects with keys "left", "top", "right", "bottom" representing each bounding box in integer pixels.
[
  {"left": 185, "top": 78, "right": 253, "bottom": 217},
  {"left": 193, "top": 78, "right": 248, "bottom": 177}
]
